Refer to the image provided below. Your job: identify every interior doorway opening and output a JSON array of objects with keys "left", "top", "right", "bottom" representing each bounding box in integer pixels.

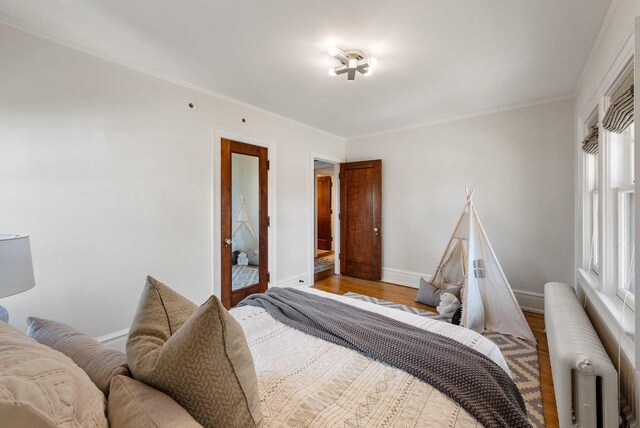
[{"left": 314, "top": 159, "right": 339, "bottom": 282}]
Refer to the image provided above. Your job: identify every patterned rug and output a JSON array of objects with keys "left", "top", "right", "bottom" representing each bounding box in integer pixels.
[
  {"left": 232, "top": 265, "right": 259, "bottom": 290},
  {"left": 343, "top": 292, "right": 545, "bottom": 428},
  {"left": 314, "top": 254, "right": 335, "bottom": 273}
]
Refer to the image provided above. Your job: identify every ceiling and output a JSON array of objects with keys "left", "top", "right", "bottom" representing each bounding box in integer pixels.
[{"left": 0, "top": 0, "right": 612, "bottom": 138}]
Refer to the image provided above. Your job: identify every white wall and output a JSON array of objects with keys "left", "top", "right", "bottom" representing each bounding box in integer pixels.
[
  {"left": 0, "top": 23, "right": 344, "bottom": 338},
  {"left": 346, "top": 99, "right": 575, "bottom": 311}
]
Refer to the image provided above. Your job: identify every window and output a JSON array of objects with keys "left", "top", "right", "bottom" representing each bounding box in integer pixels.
[
  {"left": 581, "top": 64, "right": 634, "bottom": 311},
  {"left": 613, "top": 124, "right": 635, "bottom": 300}
]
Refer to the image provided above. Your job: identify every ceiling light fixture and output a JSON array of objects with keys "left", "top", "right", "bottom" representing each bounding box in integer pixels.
[{"left": 327, "top": 47, "right": 376, "bottom": 80}]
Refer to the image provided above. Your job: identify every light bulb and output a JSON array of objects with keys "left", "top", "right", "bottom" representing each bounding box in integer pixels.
[
  {"left": 348, "top": 58, "right": 357, "bottom": 69},
  {"left": 368, "top": 57, "right": 377, "bottom": 67},
  {"left": 328, "top": 67, "right": 337, "bottom": 77},
  {"left": 327, "top": 46, "right": 339, "bottom": 57}
]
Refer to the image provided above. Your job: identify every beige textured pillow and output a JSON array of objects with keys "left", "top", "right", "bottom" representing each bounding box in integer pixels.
[
  {"left": 108, "top": 375, "right": 202, "bottom": 428},
  {"left": 26, "top": 317, "right": 129, "bottom": 396},
  {"left": 127, "top": 276, "right": 262, "bottom": 428},
  {"left": 0, "top": 321, "right": 108, "bottom": 428}
]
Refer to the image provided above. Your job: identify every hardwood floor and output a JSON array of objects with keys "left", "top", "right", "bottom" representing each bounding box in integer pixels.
[
  {"left": 315, "top": 249, "right": 334, "bottom": 258},
  {"left": 313, "top": 274, "right": 559, "bottom": 428},
  {"left": 314, "top": 267, "right": 335, "bottom": 282}
]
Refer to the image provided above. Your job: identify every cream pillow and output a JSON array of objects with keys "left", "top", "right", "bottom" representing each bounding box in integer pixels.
[
  {"left": 127, "top": 276, "right": 262, "bottom": 428},
  {"left": 0, "top": 321, "right": 108, "bottom": 428},
  {"left": 108, "top": 375, "right": 202, "bottom": 428}
]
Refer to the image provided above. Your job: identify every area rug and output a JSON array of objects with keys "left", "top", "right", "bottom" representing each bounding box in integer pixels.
[
  {"left": 343, "top": 292, "right": 545, "bottom": 428},
  {"left": 314, "top": 254, "right": 335, "bottom": 273},
  {"left": 232, "top": 265, "right": 259, "bottom": 291}
]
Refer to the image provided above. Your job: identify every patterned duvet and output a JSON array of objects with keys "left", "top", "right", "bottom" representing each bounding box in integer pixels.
[{"left": 231, "top": 288, "right": 509, "bottom": 427}]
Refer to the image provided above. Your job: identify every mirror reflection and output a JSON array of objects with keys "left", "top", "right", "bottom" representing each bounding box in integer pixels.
[{"left": 231, "top": 153, "right": 260, "bottom": 290}]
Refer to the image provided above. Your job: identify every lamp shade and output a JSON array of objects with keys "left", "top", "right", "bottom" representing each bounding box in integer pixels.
[{"left": 0, "top": 234, "right": 35, "bottom": 299}]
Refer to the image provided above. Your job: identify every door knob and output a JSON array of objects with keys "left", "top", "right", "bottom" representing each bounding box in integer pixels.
[
  {"left": 374, "top": 227, "right": 380, "bottom": 235},
  {"left": 224, "top": 238, "right": 232, "bottom": 247}
]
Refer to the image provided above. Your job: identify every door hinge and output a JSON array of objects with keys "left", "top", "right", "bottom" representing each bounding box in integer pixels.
[
  {"left": 268, "top": 216, "right": 271, "bottom": 227},
  {"left": 339, "top": 213, "right": 342, "bottom": 220},
  {"left": 267, "top": 160, "right": 270, "bottom": 171},
  {"left": 267, "top": 272, "right": 271, "bottom": 283},
  {"left": 338, "top": 253, "right": 341, "bottom": 260}
]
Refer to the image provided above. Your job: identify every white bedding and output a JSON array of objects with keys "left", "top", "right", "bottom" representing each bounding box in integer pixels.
[{"left": 231, "top": 287, "right": 509, "bottom": 427}]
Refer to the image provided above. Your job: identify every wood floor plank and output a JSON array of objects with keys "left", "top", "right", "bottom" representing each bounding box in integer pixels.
[{"left": 313, "top": 274, "right": 559, "bottom": 428}]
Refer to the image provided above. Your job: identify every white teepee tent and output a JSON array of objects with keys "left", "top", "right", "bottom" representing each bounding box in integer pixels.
[
  {"left": 429, "top": 189, "right": 536, "bottom": 343},
  {"left": 232, "top": 195, "right": 258, "bottom": 244}
]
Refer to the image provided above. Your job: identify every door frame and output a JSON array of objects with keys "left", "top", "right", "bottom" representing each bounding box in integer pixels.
[
  {"left": 308, "top": 152, "right": 344, "bottom": 284},
  {"left": 212, "top": 126, "right": 276, "bottom": 298}
]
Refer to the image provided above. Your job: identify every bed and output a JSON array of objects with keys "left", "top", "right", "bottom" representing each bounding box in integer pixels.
[{"left": 231, "top": 287, "right": 512, "bottom": 427}]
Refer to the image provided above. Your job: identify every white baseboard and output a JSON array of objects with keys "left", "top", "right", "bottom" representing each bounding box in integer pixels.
[
  {"left": 382, "top": 267, "right": 430, "bottom": 288},
  {"left": 512, "top": 289, "right": 545, "bottom": 314},
  {"left": 382, "top": 267, "right": 544, "bottom": 314},
  {"left": 95, "top": 328, "right": 129, "bottom": 352},
  {"left": 275, "top": 273, "right": 310, "bottom": 288}
]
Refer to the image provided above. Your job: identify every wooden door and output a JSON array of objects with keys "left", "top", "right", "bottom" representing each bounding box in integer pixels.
[
  {"left": 340, "top": 160, "right": 382, "bottom": 280},
  {"left": 221, "top": 139, "right": 269, "bottom": 309},
  {"left": 316, "top": 176, "right": 332, "bottom": 251}
]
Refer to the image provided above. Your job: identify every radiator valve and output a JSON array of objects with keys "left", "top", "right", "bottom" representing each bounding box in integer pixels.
[{"left": 577, "top": 359, "right": 596, "bottom": 375}]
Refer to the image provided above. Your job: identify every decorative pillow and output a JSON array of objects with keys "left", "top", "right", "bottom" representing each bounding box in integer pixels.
[
  {"left": 26, "top": 317, "right": 129, "bottom": 396},
  {"left": 127, "top": 276, "right": 262, "bottom": 428},
  {"left": 108, "top": 375, "right": 202, "bottom": 428},
  {"left": 415, "top": 277, "right": 462, "bottom": 306},
  {"left": 0, "top": 321, "right": 108, "bottom": 428}
]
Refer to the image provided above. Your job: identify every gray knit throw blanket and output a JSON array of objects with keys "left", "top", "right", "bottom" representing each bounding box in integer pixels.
[{"left": 238, "top": 288, "right": 531, "bottom": 428}]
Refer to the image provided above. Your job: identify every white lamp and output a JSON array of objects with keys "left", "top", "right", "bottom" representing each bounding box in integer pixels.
[{"left": 0, "top": 234, "right": 35, "bottom": 322}]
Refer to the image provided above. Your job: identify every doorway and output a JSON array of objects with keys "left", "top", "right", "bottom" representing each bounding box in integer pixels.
[
  {"left": 314, "top": 160, "right": 337, "bottom": 281},
  {"left": 220, "top": 138, "right": 269, "bottom": 308},
  {"left": 309, "top": 157, "right": 383, "bottom": 284}
]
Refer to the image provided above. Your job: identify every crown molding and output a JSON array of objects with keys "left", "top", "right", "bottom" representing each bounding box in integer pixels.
[
  {"left": 577, "top": 21, "right": 634, "bottom": 119},
  {"left": 574, "top": 0, "right": 623, "bottom": 94}
]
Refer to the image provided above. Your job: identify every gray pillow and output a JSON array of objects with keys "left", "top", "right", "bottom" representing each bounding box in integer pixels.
[
  {"left": 415, "top": 277, "right": 461, "bottom": 307},
  {"left": 27, "top": 316, "right": 129, "bottom": 397}
]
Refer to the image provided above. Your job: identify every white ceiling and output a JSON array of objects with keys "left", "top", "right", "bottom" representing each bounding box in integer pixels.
[{"left": 0, "top": 0, "right": 612, "bottom": 138}]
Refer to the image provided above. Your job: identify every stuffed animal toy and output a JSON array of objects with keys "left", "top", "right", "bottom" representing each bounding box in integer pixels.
[
  {"left": 237, "top": 252, "right": 249, "bottom": 266},
  {"left": 437, "top": 292, "right": 461, "bottom": 319}
]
